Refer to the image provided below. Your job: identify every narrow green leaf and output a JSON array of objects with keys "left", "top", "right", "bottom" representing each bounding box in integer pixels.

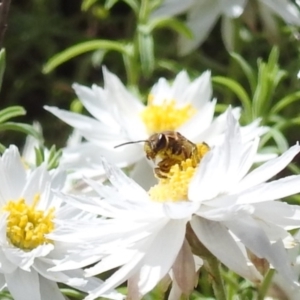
[
  {"left": 43, "top": 40, "right": 129, "bottom": 73},
  {"left": 47, "top": 149, "right": 62, "bottom": 170},
  {"left": 212, "top": 76, "right": 252, "bottom": 118},
  {"left": 104, "top": 0, "right": 118, "bottom": 10},
  {"left": 269, "top": 128, "right": 289, "bottom": 153},
  {"left": 0, "top": 49, "right": 5, "bottom": 92},
  {"left": 252, "top": 62, "right": 269, "bottom": 119},
  {"left": 149, "top": 0, "right": 163, "bottom": 11},
  {"left": 138, "top": 26, "right": 154, "bottom": 76},
  {"left": 0, "top": 106, "right": 26, "bottom": 123},
  {"left": 0, "top": 143, "right": 6, "bottom": 154},
  {"left": 48, "top": 145, "right": 57, "bottom": 163},
  {"left": 34, "top": 146, "right": 44, "bottom": 167},
  {"left": 271, "top": 91, "right": 300, "bottom": 115},
  {"left": 267, "top": 47, "right": 279, "bottom": 72},
  {"left": 81, "top": 0, "right": 98, "bottom": 11},
  {"left": 0, "top": 122, "right": 42, "bottom": 140},
  {"left": 122, "top": 0, "right": 139, "bottom": 14},
  {"left": 148, "top": 17, "right": 193, "bottom": 39},
  {"left": 105, "top": 0, "right": 140, "bottom": 14},
  {"left": 230, "top": 52, "right": 256, "bottom": 94}
]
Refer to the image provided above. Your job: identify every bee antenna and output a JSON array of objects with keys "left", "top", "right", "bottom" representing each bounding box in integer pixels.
[{"left": 114, "top": 140, "right": 146, "bottom": 149}]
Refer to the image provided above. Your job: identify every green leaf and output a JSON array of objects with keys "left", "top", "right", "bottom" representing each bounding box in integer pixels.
[
  {"left": 106, "top": 0, "right": 139, "bottom": 14},
  {"left": 252, "top": 62, "right": 269, "bottom": 119},
  {"left": 268, "top": 128, "right": 289, "bottom": 153},
  {"left": 0, "top": 49, "right": 5, "bottom": 93},
  {"left": 43, "top": 40, "right": 129, "bottom": 73},
  {"left": 271, "top": 91, "right": 300, "bottom": 115},
  {"left": 0, "top": 106, "right": 26, "bottom": 123},
  {"left": 230, "top": 52, "right": 256, "bottom": 94},
  {"left": 0, "top": 143, "right": 6, "bottom": 154},
  {"left": 47, "top": 148, "right": 62, "bottom": 170},
  {"left": 138, "top": 26, "right": 154, "bottom": 76},
  {"left": 0, "top": 122, "right": 42, "bottom": 140},
  {"left": 149, "top": 0, "right": 163, "bottom": 11},
  {"left": 34, "top": 146, "right": 45, "bottom": 167},
  {"left": 267, "top": 46, "right": 279, "bottom": 72},
  {"left": 81, "top": 0, "right": 98, "bottom": 11},
  {"left": 212, "top": 76, "right": 252, "bottom": 118},
  {"left": 148, "top": 17, "right": 193, "bottom": 39}
]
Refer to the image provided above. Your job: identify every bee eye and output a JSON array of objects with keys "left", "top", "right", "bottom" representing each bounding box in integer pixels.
[{"left": 155, "top": 134, "right": 167, "bottom": 151}]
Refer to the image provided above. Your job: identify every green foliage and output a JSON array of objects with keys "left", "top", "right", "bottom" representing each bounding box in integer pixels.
[
  {"left": 0, "top": 49, "right": 5, "bottom": 92},
  {"left": 0, "top": 106, "right": 42, "bottom": 153},
  {"left": 34, "top": 145, "right": 62, "bottom": 170}
]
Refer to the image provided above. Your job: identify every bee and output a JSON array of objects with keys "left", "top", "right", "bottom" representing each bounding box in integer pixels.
[{"left": 114, "top": 131, "right": 199, "bottom": 178}]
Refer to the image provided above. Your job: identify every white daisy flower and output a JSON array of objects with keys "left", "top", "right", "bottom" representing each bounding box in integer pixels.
[
  {"left": 45, "top": 68, "right": 266, "bottom": 189},
  {"left": 151, "top": 0, "right": 300, "bottom": 55},
  {"left": 269, "top": 231, "right": 300, "bottom": 299},
  {"left": 0, "top": 145, "right": 122, "bottom": 300},
  {"left": 52, "top": 110, "right": 300, "bottom": 299}
]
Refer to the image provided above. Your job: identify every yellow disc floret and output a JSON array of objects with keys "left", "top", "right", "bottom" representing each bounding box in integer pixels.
[
  {"left": 4, "top": 194, "right": 55, "bottom": 251},
  {"left": 141, "top": 96, "right": 196, "bottom": 134},
  {"left": 149, "top": 143, "right": 210, "bottom": 202}
]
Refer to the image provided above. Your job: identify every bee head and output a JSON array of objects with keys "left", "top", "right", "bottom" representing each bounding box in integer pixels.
[{"left": 144, "top": 133, "right": 168, "bottom": 160}]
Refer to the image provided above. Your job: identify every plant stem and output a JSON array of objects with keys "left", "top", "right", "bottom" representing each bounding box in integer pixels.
[
  {"left": 204, "top": 256, "right": 227, "bottom": 300},
  {"left": 186, "top": 224, "right": 227, "bottom": 300},
  {"left": 257, "top": 268, "right": 275, "bottom": 300}
]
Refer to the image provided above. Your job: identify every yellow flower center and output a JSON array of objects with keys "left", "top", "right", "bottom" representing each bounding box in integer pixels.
[
  {"left": 140, "top": 95, "right": 196, "bottom": 134},
  {"left": 149, "top": 143, "right": 210, "bottom": 202},
  {"left": 4, "top": 195, "right": 55, "bottom": 251}
]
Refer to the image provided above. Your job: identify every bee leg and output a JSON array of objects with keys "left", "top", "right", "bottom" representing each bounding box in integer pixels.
[{"left": 154, "top": 167, "right": 167, "bottom": 179}]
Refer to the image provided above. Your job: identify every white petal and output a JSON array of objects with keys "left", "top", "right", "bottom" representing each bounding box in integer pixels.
[
  {"left": 197, "top": 203, "right": 254, "bottom": 221},
  {"left": 150, "top": 0, "right": 195, "bottom": 18},
  {"left": 190, "top": 109, "right": 246, "bottom": 201},
  {"left": 6, "top": 268, "right": 40, "bottom": 300},
  {"left": 236, "top": 144, "right": 300, "bottom": 193},
  {"left": 0, "top": 274, "right": 6, "bottom": 290},
  {"left": 103, "top": 67, "right": 146, "bottom": 139},
  {"left": 171, "top": 71, "right": 191, "bottom": 99},
  {"left": 179, "top": 100, "right": 216, "bottom": 140},
  {"left": 0, "top": 145, "right": 26, "bottom": 203},
  {"left": 178, "top": 0, "right": 221, "bottom": 55},
  {"left": 236, "top": 175, "right": 300, "bottom": 204},
  {"left": 85, "top": 251, "right": 145, "bottom": 300},
  {"left": 261, "top": 0, "right": 300, "bottom": 26},
  {"left": 163, "top": 202, "right": 199, "bottom": 219},
  {"left": 39, "top": 276, "right": 65, "bottom": 300},
  {"left": 72, "top": 83, "right": 116, "bottom": 126},
  {"left": 189, "top": 144, "right": 227, "bottom": 202},
  {"left": 44, "top": 106, "right": 118, "bottom": 141},
  {"left": 130, "top": 158, "right": 157, "bottom": 190},
  {"left": 254, "top": 201, "right": 300, "bottom": 229},
  {"left": 172, "top": 239, "right": 195, "bottom": 294},
  {"left": 224, "top": 216, "right": 297, "bottom": 283},
  {"left": 22, "top": 165, "right": 49, "bottom": 205},
  {"left": 134, "top": 219, "right": 186, "bottom": 295},
  {"left": 190, "top": 216, "right": 262, "bottom": 281},
  {"left": 101, "top": 157, "right": 150, "bottom": 203},
  {"left": 181, "top": 71, "right": 212, "bottom": 109},
  {"left": 221, "top": 0, "right": 247, "bottom": 17},
  {"left": 0, "top": 248, "right": 17, "bottom": 273},
  {"left": 3, "top": 244, "right": 53, "bottom": 271},
  {"left": 221, "top": 16, "right": 235, "bottom": 51},
  {"left": 34, "top": 259, "right": 87, "bottom": 288}
]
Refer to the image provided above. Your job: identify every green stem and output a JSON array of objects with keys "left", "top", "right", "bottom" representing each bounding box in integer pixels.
[
  {"left": 204, "top": 257, "right": 227, "bottom": 300},
  {"left": 186, "top": 224, "right": 227, "bottom": 300},
  {"left": 257, "top": 268, "right": 275, "bottom": 300}
]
